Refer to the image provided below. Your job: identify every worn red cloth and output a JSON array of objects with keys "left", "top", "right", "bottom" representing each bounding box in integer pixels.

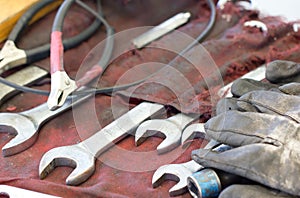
[{"left": 0, "top": 1, "right": 300, "bottom": 198}]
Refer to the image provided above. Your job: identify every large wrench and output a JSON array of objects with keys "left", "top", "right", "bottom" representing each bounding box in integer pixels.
[
  {"left": 0, "top": 65, "right": 48, "bottom": 106},
  {"left": 0, "top": 94, "right": 91, "bottom": 157},
  {"left": 39, "top": 102, "right": 165, "bottom": 185}
]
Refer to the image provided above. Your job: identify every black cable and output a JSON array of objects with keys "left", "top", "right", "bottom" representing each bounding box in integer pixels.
[
  {"left": 178, "top": 0, "right": 216, "bottom": 56},
  {"left": 0, "top": 75, "right": 147, "bottom": 96},
  {"left": 75, "top": 0, "right": 114, "bottom": 70},
  {"left": 0, "top": 0, "right": 216, "bottom": 96},
  {"left": 81, "top": 0, "right": 216, "bottom": 95},
  {"left": 52, "top": 0, "right": 74, "bottom": 32}
]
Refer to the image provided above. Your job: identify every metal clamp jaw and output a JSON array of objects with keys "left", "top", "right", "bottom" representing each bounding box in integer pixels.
[
  {"left": 0, "top": 40, "right": 26, "bottom": 73},
  {"left": 47, "top": 71, "right": 77, "bottom": 110}
]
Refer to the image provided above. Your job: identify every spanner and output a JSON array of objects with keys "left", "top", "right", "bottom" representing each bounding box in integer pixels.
[
  {"left": 181, "top": 123, "right": 206, "bottom": 147},
  {"left": 0, "top": 94, "right": 91, "bottom": 157},
  {"left": 0, "top": 65, "right": 48, "bottom": 106},
  {"left": 39, "top": 102, "right": 165, "bottom": 185},
  {"left": 153, "top": 141, "right": 231, "bottom": 196},
  {"left": 135, "top": 113, "right": 198, "bottom": 154}
]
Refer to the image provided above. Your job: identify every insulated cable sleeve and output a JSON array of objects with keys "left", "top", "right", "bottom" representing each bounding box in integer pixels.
[
  {"left": 25, "top": 0, "right": 102, "bottom": 64},
  {"left": 8, "top": 0, "right": 54, "bottom": 42},
  {"left": 74, "top": 0, "right": 114, "bottom": 89}
]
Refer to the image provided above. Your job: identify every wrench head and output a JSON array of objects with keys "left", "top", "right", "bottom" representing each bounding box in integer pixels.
[
  {"left": 181, "top": 123, "right": 206, "bottom": 147},
  {"left": 0, "top": 113, "right": 38, "bottom": 156},
  {"left": 39, "top": 144, "right": 95, "bottom": 186},
  {"left": 152, "top": 163, "right": 193, "bottom": 196},
  {"left": 135, "top": 120, "right": 182, "bottom": 154}
]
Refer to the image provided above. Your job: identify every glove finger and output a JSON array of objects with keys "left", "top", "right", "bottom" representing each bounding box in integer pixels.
[
  {"left": 219, "top": 185, "right": 296, "bottom": 198},
  {"left": 216, "top": 98, "right": 239, "bottom": 115},
  {"left": 266, "top": 60, "right": 300, "bottom": 83},
  {"left": 191, "top": 144, "right": 274, "bottom": 183},
  {"left": 192, "top": 144, "right": 300, "bottom": 196},
  {"left": 231, "top": 78, "right": 279, "bottom": 97},
  {"left": 237, "top": 90, "right": 300, "bottom": 123},
  {"left": 204, "top": 110, "right": 290, "bottom": 146},
  {"left": 279, "top": 82, "right": 300, "bottom": 96}
]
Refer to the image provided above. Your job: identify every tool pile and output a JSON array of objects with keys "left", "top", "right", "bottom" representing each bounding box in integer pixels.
[{"left": 0, "top": 0, "right": 300, "bottom": 197}]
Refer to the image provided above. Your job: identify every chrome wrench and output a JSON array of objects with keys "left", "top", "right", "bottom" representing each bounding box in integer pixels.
[
  {"left": 39, "top": 102, "right": 165, "bottom": 185},
  {"left": 152, "top": 141, "right": 228, "bottom": 196},
  {"left": 135, "top": 113, "right": 198, "bottom": 154},
  {"left": 0, "top": 94, "right": 91, "bottom": 157}
]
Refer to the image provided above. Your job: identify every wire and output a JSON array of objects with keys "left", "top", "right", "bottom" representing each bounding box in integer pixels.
[
  {"left": 83, "top": 0, "right": 216, "bottom": 95},
  {"left": 0, "top": 0, "right": 216, "bottom": 96},
  {"left": 0, "top": 75, "right": 147, "bottom": 96},
  {"left": 75, "top": 0, "right": 114, "bottom": 71},
  {"left": 178, "top": 0, "right": 216, "bottom": 55}
]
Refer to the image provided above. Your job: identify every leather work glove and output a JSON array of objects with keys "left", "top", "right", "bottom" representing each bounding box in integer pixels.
[
  {"left": 231, "top": 60, "right": 300, "bottom": 97},
  {"left": 191, "top": 60, "right": 300, "bottom": 197},
  {"left": 219, "top": 185, "right": 298, "bottom": 198}
]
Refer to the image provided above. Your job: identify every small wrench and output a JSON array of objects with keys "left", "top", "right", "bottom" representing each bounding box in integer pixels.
[
  {"left": 135, "top": 113, "right": 198, "bottom": 154},
  {"left": 39, "top": 102, "right": 165, "bottom": 185},
  {"left": 0, "top": 94, "right": 91, "bottom": 157},
  {"left": 152, "top": 141, "right": 228, "bottom": 196},
  {"left": 0, "top": 66, "right": 48, "bottom": 106},
  {"left": 181, "top": 123, "right": 206, "bottom": 147}
]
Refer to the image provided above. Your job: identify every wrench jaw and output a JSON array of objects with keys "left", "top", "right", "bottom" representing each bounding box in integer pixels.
[
  {"left": 2, "top": 132, "right": 38, "bottom": 157},
  {"left": 0, "top": 114, "right": 38, "bottom": 157},
  {"left": 152, "top": 164, "right": 193, "bottom": 196},
  {"left": 181, "top": 123, "right": 206, "bottom": 148},
  {"left": 135, "top": 120, "right": 182, "bottom": 154},
  {"left": 39, "top": 144, "right": 95, "bottom": 186}
]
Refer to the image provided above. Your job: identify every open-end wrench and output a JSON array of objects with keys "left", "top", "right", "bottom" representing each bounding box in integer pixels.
[
  {"left": 39, "top": 102, "right": 165, "bottom": 185},
  {"left": 152, "top": 140, "right": 223, "bottom": 196},
  {"left": 135, "top": 113, "right": 198, "bottom": 154},
  {"left": 0, "top": 94, "right": 91, "bottom": 157},
  {"left": 181, "top": 123, "right": 206, "bottom": 147},
  {"left": 0, "top": 65, "right": 48, "bottom": 106}
]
